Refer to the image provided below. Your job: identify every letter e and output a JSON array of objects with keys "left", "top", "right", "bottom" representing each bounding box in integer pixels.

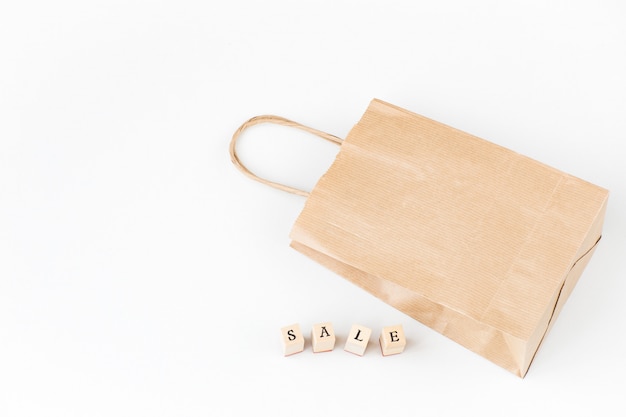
[{"left": 390, "top": 330, "right": 399, "bottom": 342}]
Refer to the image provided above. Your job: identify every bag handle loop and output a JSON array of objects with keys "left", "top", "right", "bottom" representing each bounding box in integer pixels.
[{"left": 229, "top": 115, "right": 342, "bottom": 197}]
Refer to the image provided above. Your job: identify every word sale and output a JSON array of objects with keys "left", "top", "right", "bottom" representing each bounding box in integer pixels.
[{"left": 280, "top": 322, "right": 406, "bottom": 357}]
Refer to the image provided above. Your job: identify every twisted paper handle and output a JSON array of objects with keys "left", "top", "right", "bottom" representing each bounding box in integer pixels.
[{"left": 229, "top": 115, "right": 342, "bottom": 197}]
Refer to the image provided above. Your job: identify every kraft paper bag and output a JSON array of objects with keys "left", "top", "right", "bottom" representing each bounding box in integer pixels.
[{"left": 230, "top": 99, "right": 608, "bottom": 377}]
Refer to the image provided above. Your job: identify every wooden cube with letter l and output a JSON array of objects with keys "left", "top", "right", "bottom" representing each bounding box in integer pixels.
[{"left": 344, "top": 324, "right": 372, "bottom": 356}]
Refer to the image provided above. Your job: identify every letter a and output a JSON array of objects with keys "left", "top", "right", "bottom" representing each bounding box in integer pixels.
[{"left": 320, "top": 326, "right": 330, "bottom": 338}]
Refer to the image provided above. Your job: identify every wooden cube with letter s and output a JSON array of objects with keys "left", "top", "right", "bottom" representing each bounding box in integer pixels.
[{"left": 280, "top": 323, "right": 304, "bottom": 356}]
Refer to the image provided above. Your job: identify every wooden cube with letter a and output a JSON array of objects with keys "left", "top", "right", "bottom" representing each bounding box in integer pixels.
[
  {"left": 311, "top": 322, "right": 336, "bottom": 353},
  {"left": 280, "top": 323, "right": 304, "bottom": 356},
  {"left": 379, "top": 324, "right": 406, "bottom": 356}
]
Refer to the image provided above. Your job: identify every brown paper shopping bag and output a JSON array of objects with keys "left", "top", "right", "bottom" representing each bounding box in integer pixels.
[{"left": 230, "top": 99, "right": 608, "bottom": 377}]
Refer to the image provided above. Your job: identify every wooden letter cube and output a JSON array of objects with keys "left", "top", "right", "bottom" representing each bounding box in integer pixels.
[
  {"left": 311, "top": 322, "right": 336, "bottom": 353},
  {"left": 344, "top": 324, "right": 372, "bottom": 356},
  {"left": 379, "top": 324, "right": 406, "bottom": 356},
  {"left": 280, "top": 323, "right": 304, "bottom": 356}
]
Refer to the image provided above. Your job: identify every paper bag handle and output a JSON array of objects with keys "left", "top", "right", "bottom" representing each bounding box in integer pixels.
[{"left": 229, "top": 115, "right": 343, "bottom": 197}]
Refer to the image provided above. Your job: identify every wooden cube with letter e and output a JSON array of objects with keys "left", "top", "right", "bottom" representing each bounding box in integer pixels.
[{"left": 379, "top": 324, "right": 406, "bottom": 356}]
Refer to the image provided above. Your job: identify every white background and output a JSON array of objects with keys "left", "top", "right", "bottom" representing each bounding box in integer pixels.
[{"left": 1, "top": 1, "right": 625, "bottom": 416}]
